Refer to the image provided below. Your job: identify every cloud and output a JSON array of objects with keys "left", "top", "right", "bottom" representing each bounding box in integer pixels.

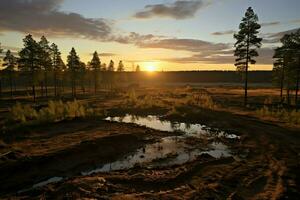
[
  {"left": 261, "top": 21, "right": 281, "bottom": 27},
  {"left": 133, "top": 0, "right": 208, "bottom": 20},
  {"left": 165, "top": 48, "right": 274, "bottom": 65},
  {"left": 99, "top": 53, "right": 117, "bottom": 57},
  {"left": 0, "top": 0, "right": 112, "bottom": 40},
  {"left": 136, "top": 38, "right": 230, "bottom": 53},
  {"left": 263, "top": 28, "right": 299, "bottom": 43},
  {"left": 211, "top": 30, "right": 235, "bottom": 36}
]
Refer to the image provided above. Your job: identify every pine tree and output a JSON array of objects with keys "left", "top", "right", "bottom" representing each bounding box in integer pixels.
[
  {"left": 0, "top": 43, "right": 3, "bottom": 96},
  {"left": 90, "top": 51, "right": 101, "bottom": 94},
  {"left": 79, "top": 61, "right": 87, "bottom": 93},
  {"left": 19, "top": 34, "right": 41, "bottom": 101},
  {"left": 108, "top": 60, "right": 115, "bottom": 71},
  {"left": 51, "top": 43, "right": 63, "bottom": 97},
  {"left": 272, "top": 47, "right": 285, "bottom": 102},
  {"left": 67, "top": 47, "right": 80, "bottom": 98},
  {"left": 38, "top": 36, "right": 52, "bottom": 97},
  {"left": 136, "top": 65, "right": 141, "bottom": 72},
  {"left": 2, "top": 50, "right": 17, "bottom": 97},
  {"left": 234, "top": 7, "right": 262, "bottom": 106},
  {"left": 117, "top": 60, "right": 125, "bottom": 72}
]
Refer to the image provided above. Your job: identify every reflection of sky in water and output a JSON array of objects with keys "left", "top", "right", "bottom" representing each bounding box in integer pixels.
[{"left": 82, "top": 115, "right": 238, "bottom": 175}]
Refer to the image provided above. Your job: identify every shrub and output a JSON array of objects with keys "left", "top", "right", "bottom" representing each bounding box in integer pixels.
[
  {"left": 10, "top": 100, "right": 98, "bottom": 124},
  {"left": 183, "top": 93, "right": 217, "bottom": 110},
  {"left": 256, "top": 106, "right": 300, "bottom": 125}
]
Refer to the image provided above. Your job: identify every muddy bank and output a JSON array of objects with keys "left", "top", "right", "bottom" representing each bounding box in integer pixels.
[
  {"left": 0, "top": 119, "right": 175, "bottom": 196},
  {"left": 1, "top": 107, "right": 300, "bottom": 199}
]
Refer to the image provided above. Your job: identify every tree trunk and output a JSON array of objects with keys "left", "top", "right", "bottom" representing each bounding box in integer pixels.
[
  {"left": 0, "top": 79, "right": 2, "bottom": 97},
  {"left": 9, "top": 72, "right": 13, "bottom": 98},
  {"left": 295, "top": 62, "right": 300, "bottom": 108},
  {"left": 40, "top": 83, "right": 44, "bottom": 97},
  {"left": 94, "top": 71, "right": 97, "bottom": 94},
  {"left": 54, "top": 72, "right": 57, "bottom": 97},
  {"left": 45, "top": 71, "right": 48, "bottom": 98},
  {"left": 32, "top": 85, "right": 36, "bottom": 102},
  {"left": 287, "top": 87, "right": 290, "bottom": 107},
  {"left": 280, "top": 67, "right": 285, "bottom": 103}
]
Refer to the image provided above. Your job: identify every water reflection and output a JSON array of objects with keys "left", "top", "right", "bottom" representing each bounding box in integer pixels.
[
  {"left": 81, "top": 115, "right": 239, "bottom": 175},
  {"left": 105, "top": 115, "right": 239, "bottom": 139}
]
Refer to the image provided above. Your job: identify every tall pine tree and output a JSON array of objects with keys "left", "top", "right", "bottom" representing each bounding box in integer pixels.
[
  {"left": 51, "top": 43, "right": 63, "bottom": 97},
  {"left": 90, "top": 51, "right": 101, "bottom": 94},
  {"left": 67, "top": 47, "right": 80, "bottom": 98},
  {"left": 19, "top": 34, "right": 41, "bottom": 101},
  {"left": 234, "top": 7, "right": 262, "bottom": 106},
  {"left": 2, "top": 50, "right": 17, "bottom": 98}
]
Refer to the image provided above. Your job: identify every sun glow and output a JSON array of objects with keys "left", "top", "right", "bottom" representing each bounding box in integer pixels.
[{"left": 146, "top": 65, "right": 156, "bottom": 72}]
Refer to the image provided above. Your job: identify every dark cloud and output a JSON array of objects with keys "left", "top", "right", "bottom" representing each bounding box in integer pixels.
[
  {"left": 211, "top": 30, "right": 235, "bottom": 36},
  {"left": 263, "top": 28, "right": 299, "bottom": 43},
  {"left": 0, "top": 0, "right": 112, "bottom": 39},
  {"left": 99, "top": 53, "right": 117, "bottom": 57},
  {"left": 133, "top": 0, "right": 208, "bottom": 20},
  {"left": 136, "top": 38, "right": 230, "bottom": 53},
  {"left": 166, "top": 48, "right": 274, "bottom": 65},
  {"left": 261, "top": 21, "right": 281, "bottom": 27}
]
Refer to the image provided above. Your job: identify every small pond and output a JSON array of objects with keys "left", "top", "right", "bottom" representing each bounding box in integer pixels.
[{"left": 82, "top": 115, "right": 239, "bottom": 175}]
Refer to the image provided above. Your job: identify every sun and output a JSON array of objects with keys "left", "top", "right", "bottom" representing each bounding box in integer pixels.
[{"left": 146, "top": 65, "right": 156, "bottom": 72}]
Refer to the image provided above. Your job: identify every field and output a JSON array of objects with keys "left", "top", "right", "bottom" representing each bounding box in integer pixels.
[{"left": 0, "top": 85, "right": 299, "bottom": 199}]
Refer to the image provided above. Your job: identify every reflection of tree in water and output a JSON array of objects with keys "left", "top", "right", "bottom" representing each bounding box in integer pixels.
[
  {"left": 170, "top": 121, "right": 180, "bottom": 131},
  {"left": 118, "top": 116, "right": 124, "bottom": 122},
  {"left": 184, "top": 122, "right": 191, "bottom": 130},
  {"left": 130, "top": 115, "right": 139, "bottom": 123}
]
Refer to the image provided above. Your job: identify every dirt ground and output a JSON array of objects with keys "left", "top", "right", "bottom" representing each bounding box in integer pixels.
[{"left": 0, "top": 86, "right": 299, "bottom": 199}]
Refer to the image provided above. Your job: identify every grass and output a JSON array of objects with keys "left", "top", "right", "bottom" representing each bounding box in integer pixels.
[
  {"left": 123, "top": 88, "right": 217, "bottom": 110},
  {"left": 256, "top": 106, "right": 300, "bottom": 125},
  {"left": 10, "top": 100, "right": 98, "bottom": 124}
]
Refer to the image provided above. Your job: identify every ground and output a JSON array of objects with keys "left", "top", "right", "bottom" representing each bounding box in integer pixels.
[{"left": 0, "top": 86, "right": 299, "bottom": 199}]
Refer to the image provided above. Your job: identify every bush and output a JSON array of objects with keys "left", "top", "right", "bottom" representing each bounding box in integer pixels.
[
  {"left": 10, "top": 100, "right": 98, "bottom": 124},
  {"left": 183, "top": 93, "right": 217, "bottom": 110},
  {"left": 256, "top": 106, "right": 300, "bottom": 125}
]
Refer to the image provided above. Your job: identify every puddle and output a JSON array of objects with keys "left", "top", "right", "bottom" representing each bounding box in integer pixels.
[
  {"left": 105, "top": 115, "right": 240, "bottom": 139},
  {"left": 82, "top": 115, "right": 239, "bottom": 175},
  {"left": 32, "top": 177, "right": 63, "bottom": 188},
  {"left": 18, "top": 177, "right": 64, "bottom": 194}
]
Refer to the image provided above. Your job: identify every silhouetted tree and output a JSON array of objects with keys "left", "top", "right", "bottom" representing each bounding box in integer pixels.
[
  {"left": 67, "top": 47, "right": 80, "bottom": 98},
  {"left": 79, "top": 61, "right": 87, "bottom": 93},
  {"left": 38, "top": 36, "right": 52, "bottom": 97},
  {"left": 51, "top": 43, "right": 63, "bottom": 97},
  {"left": 90, "top": 51, "right": 101, "bottom": 94},
  {"left": 2, "top": 50, "right": 17, "bottom": 97},
  {"left": 136, "top": 65, "right": 141, "bottom": 72},
  {"left": 108, "top": 60, "right": 114, "bottom": 71},
  {"left": 0, "top": 43, "right": 3, "bottom": 96},
  {"left": 288, "top": 30, "right": 300, "bottom": 105},
  {"left": 273, "top": 47, "right": 285, "bottom": 102},
  {"left": 234, "top": 7, "right": 262, "bottom": 106},
  {"left": 19, "top": 34, "right": 41, "bottom": 101},
  {"left": 272, "top": 30, "right": 300, "bottom": 106},
  {"left": 117, "top": 60, "right": 125, "bottom": 72}
]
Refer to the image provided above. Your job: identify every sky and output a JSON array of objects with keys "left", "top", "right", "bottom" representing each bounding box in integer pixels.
[{"left": 0, "top": 0, "right": 300, "bottom": 71}]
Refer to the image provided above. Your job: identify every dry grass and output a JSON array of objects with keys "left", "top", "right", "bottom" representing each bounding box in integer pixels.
[{"left": 10, "top": 100, "right": 97, "bottom": 124}]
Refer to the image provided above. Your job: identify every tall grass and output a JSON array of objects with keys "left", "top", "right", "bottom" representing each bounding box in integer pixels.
[
  {"left": 183, "top": 93, "right": 218, "bottom": 110},
  {"left": 10, "top": 100, "right": 97, "bottom": 124},
  {"left": 256, "top": 106, "right": 300, "bottom": 125},
  {"left": 123, "top": 89, "right": 165, "bottom": 109}
]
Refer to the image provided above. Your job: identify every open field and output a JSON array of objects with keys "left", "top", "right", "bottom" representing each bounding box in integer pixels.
[{"left": 0, "top": 85, "right": 299, "bottom": 199}]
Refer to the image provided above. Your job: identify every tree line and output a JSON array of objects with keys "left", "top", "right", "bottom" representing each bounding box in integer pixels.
[
  {"left": 272, "top": 30, "right": 300, "bottom": 106},
  {"left": 0, "top": 35, "right": 141, "bottom": 101}
]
